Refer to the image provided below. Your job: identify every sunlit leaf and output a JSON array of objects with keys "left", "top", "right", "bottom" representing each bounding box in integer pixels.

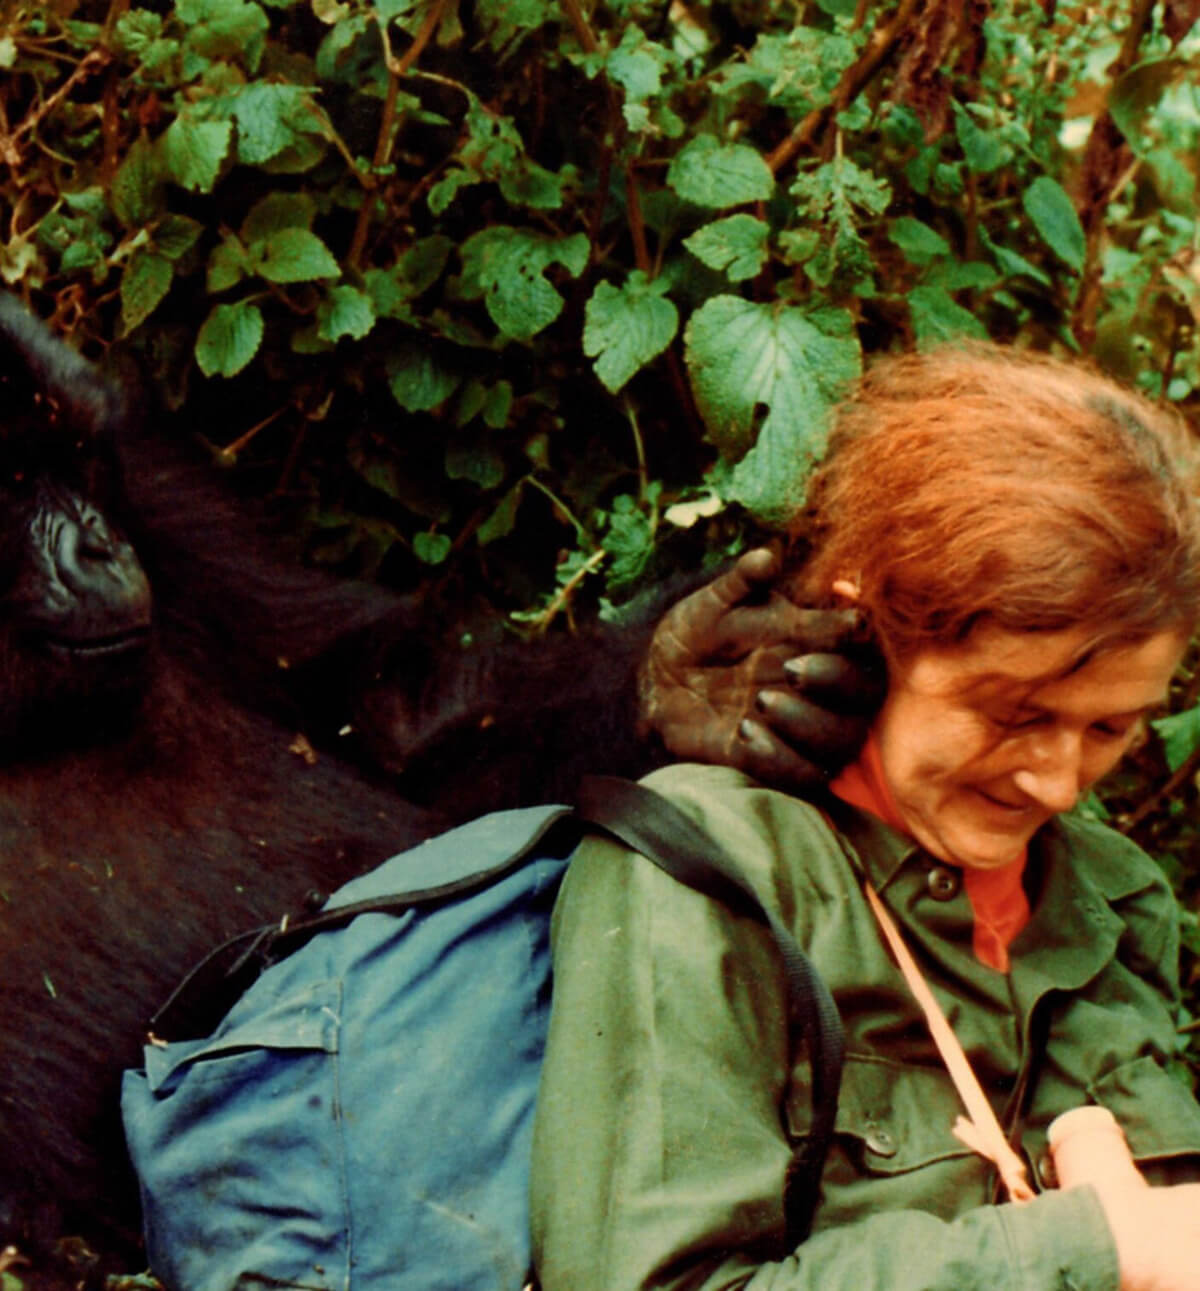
[{"left": 583, "top": 272, "right": 678, "bottom": 393}]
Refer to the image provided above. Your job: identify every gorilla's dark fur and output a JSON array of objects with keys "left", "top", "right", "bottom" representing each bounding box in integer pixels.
[{"left": 0, "top": 296, "right": 658, "bottom": 1279}]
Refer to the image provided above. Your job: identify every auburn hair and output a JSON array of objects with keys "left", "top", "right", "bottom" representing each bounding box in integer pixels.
[{"left": 789, "top": 345, "right": 1200, "bottom": 666}]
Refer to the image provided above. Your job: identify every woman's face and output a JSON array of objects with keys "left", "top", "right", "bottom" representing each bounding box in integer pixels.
[{"left": 875, "top": 624, "right": 1186, "bottom": 870}]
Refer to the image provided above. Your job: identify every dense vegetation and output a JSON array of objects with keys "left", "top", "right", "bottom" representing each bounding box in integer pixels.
[{"left": 0, "top": 1, "right": 1198, "bottom": 1273}]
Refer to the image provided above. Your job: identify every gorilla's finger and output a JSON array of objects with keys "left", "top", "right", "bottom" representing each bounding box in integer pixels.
[
  {"left": 779, "top": 606, "right": 874, "bottom": 653},
  {"left": 784, "top": 650, "right": 887, "bottom": 713},
  {"left": 753, "top": 686, "right": 873, "bottom": 762},
  {"left": 733, "top": 717, "right": 832, "bottom": 795}
]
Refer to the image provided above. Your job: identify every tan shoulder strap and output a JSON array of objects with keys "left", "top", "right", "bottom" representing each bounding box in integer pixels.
[{"left": 863, "top": 881, "right": 1035, "bottom": 1204}]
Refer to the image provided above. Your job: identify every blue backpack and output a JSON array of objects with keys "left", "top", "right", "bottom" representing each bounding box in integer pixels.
[{"left": 121, "top": 776, "right": 843, "bottom": 1291}]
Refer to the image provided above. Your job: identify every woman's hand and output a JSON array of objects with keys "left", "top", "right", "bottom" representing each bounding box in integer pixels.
[
  {"left": 639, "top": 547, "right": 885, "bottom": 793},
  {"left": 1094, "top": 1182, "right": 1200, "bottom": 1291}
]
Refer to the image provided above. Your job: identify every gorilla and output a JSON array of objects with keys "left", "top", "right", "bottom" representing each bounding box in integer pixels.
[{"left": 0, "top": 295, "right": 877, "bottom": 1286}]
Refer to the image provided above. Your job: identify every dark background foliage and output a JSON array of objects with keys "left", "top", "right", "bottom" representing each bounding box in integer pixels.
[{"left": 0, "top": 2, "right": 1197, "bottom": 1263}]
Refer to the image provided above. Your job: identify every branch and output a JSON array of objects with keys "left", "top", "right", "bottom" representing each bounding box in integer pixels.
[
  {"left": 767, "top": 0, "right": 922, "bottom": 174},
  {"left": 1120, "top": 744, "right": 1200, "bottom": 834},
  {"left": 347, "top": 0, "right": 449, "bottom": 269}
]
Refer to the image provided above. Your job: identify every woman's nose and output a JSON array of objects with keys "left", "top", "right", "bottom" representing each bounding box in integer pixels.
[{"left": 1011, "top": 732, "right": 1083, "bottom": 813}]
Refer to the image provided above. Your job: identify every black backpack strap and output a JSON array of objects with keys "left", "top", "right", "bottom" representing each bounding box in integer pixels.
[
  {"left": 575, "top": 774, "right": 844, "bottom": 1247},
  {"left": 148, "top": 807, "right": 579, "bottom": 1043}
]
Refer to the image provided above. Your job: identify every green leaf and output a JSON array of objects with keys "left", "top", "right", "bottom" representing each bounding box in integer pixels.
[
  {"left": 907, "top": 285, "right": 990, "bottom": 346},
  {"left": 583, "top": 272, "right": 679, "bottom": 393},
  {"left": 154, "top": 213, "right": 204, "bottom": 261},
  {"left": 227, "top": 83, "right": 316, "bottom": 165},
  {"left": 953, "top": 101, "right": 1011, "bottom": 174},
  {"left": 605, "top": 25, "right": 679, "bottom": 134},
  {"left": 446, "top": 435, "right": 506, "bottom": 488},
  {"left": 684, "top": 297, "right": 861, "bottom": 523},
  {"left": 457, "top": 227, "right": 589, "bottom": 342},
  {"left": 162, "top": 115, "right": 231, "bottom": 193},
  {"left": 1110, "top": 59, "right": 1186, "bottom": 156},
  {"left": 477, "top": 481, "right": 525, "bottom": 546},
  {"left": 888, "top": 216, "right": 950, "bottom": 267},
  {"left": 603, "top": 493, "right": 656, "bottom": 590},
  {"left": 475, "top": 0, "right": 553, "bottom": 52},
  {"left": 386, "top": 339, "right": 460, "bottom": 411},
  {"left": 178, "top": 0, "right": 269, "bottom": 76},
  {"left": 667, "top": 135, "right": 774, "bottom": 208},
  {"left": 195, "top": 299, "right": 264, "bottom": 377},
  {"left": 120, "top": 251, "right": 173, "bottom": 332},
  {"left": 413, "top": 531, "right": 452, "bottom": 565},
  {"left": 250, "top": 227, "right": 339, "bottom": 283},
  {"left": 242, "top": 191, "right": 316, "bottom": 240},
  {"left": 110, "top": 135, "right": 165, "bottom": 228},
  {"left": 1153, "top": 704, "right": 1200, "bottom": 773},
  {"left": 683, "top": 214, "right": 769, "bottom": 281},
  {"left": 428, "top": 95, "right": 564, "bottom": 215},
  {"left": 207, "top": 235, "right": 250, "bottom": 292},
  {"left": 980, "top": 227, "right": 1052, "bottom": 287},
  {"left": 317, "top": 285, "right": 375, "bottom": 341},
  {"left": 1023, "top": 176, "right": 1085, "bottom": 273}
]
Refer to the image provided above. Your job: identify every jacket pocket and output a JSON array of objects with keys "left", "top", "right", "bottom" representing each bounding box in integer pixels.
[
  {"left": 785, "top": 1052, "right": 985, "bottom": 1226},
  {"left": 1089, "top": 1054, "right": 1200, "bottom": 1174}
]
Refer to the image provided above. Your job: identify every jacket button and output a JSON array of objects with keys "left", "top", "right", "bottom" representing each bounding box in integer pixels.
[
  {"left": 1036, "top": 1150, "right": 1058, "bottom": 1189},
  {"left": 927, "top": 866, "right": 961, "bottom": 901},
  {"left": 864, "top": 1124, "right": 898, "bottom": 1158}
]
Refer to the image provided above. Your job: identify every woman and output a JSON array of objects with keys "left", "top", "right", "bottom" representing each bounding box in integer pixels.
[{"left": 530, "top": 346, "right": 1200, "bottom": 1291}]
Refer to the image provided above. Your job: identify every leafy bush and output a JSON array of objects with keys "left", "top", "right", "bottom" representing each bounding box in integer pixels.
[{"left": 1, "top": 0, "right": 1198, "bottom": 1081}]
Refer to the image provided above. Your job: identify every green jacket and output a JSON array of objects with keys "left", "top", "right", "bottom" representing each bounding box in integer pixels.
[{"left": 530, "top": 764, "right": 1200, "bottom": 1291}]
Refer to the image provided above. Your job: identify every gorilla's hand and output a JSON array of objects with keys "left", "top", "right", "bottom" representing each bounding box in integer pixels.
[{"left": 639, "top": 548, "right": 885, "bottom": 793}]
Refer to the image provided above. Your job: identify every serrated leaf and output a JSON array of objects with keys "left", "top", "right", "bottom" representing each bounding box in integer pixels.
[
  {"left": 667, "top": 135, "right": 774, "bottom": 208},
  {"left": 227, "top": 83, "right": 315, "bottom": 165},
  {"left": 154, "top": 213, "right": 204, "bottom": 261},
  {"left": 428, "top": 95, "right": 564, "bottom": 214},
  {"left": 207, "top": 235, "right": 250, "bottom": 292},
  {"left": 251, "top": 227, "right": 339, "bottom": 283},
  {"left": 683, "top": 214, "right": 769, "bottom": 281},
  {"left": 179, "top": 0, "right": 269, "bottom": 76},
  {"left": 1023, "top": 176, "right": 1085, "bottom": 273},
  {"left": 685, "top": 297, "right": 861, "bottom": 523},
  {"left": 110, "top": 135, "right": 165, "bottom": 228},
  {"left": 317, "top": 285, "right": 375, "bottom": 341},
  {"left": 908, "top": 285, "right": 990, "bottom": 346},
  {"left": 195, "top": 299, "right": 264, "bottom": 377},
  {"left": 413, "top": 531, "right": 452, "bottom": 565},
  {"left": 242, "top": 191, "right": 316, "bottom": 240},
  {"left": 457, "top": 227, "right": 589, "bottom": 342},
  {"left": 888, "top": 216, "right": 950, "bottom": 267},
  {"left": 386, "top": 339, "right": 460, "bottom": 411},
  {"left": 162, "top": 115, "right": 231, "bottom": 193},
  {"left": 583, "top": 272, "right": 679, "bottom": 393},
  {"left": 120, "top": 251, "right": 173, "bottom": 332},
  {"left": 475, "top": 0, "right": 552, "bottom": 52},
  {"left": 1153, "top": 704, "right": 1200, "bottom": 773}
]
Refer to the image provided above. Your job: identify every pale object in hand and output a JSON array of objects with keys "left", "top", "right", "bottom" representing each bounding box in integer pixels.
[{"left": 1048, "top": 1106, "right": 1148, "bottom": 1193}]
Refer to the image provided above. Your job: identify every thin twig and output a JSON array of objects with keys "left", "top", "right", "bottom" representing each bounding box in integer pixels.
[
  {"left": 347, "top": 0, "right": 449, "bottom": 268},
  {"left": 767, "top": 0, "right": 921, "bottom": 175},
  {"left": 1120, "top": 744, "right": 1200, "bottom": 834}
]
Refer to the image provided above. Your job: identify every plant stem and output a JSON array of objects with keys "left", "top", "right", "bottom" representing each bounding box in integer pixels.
[{"left": 767, "top": 0, "right": 921, "bottom": 174}]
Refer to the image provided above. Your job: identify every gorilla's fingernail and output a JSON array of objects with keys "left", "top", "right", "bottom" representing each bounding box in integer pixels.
[{"left": 738, "top": 718, "right": 762, "bottom": 743}]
